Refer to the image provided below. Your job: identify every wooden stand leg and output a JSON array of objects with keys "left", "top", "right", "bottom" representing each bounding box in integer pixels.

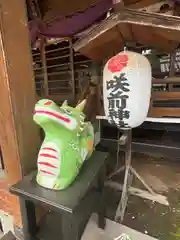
[
  {"left": 115, "top": 129, "right": 132, "bottom": 222},
  {"left": 130, "top": 166, "right": 155, "bottom": 194},
  {"left": 97, "top": 166, "right": 106, "bottom": 229},
  {"left": 19, "top": 199, "right": 37, "bottom": 240},
  {"left": 61, "top": 215, "right": 81, "bottom": 240},
  {"left": 96, "top": 119, "right": 169, "bottom": 222},
  {"left": 106, "top": 129, "right": 169, "bottom": 222}
]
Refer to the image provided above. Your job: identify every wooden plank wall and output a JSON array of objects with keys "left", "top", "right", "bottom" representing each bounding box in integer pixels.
[
  {"left": 0, "top": 0, "right": 40, "bottom": 227},
  {"left": 149, "top": 78, "right": 180, "bottom": 117},
  {"left": 33, "top": 39, "right": 92, "bottom": 104}
]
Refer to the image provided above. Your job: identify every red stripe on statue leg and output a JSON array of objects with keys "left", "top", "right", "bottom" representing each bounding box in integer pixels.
[
  {"left": 42, "top": 147, "right": 57, "bottom": 152},
  {"left": 39, "top": 162, "right": 57, "bottom": 168},
  {"left": 39, "top": 153, "right": 58, "bottom": 159},
  {"left": 40, "top": 170, "right": 56, "bottom": 176}
]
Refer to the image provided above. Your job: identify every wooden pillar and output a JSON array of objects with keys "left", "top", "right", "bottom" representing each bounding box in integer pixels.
[{"left": 0, "top": 0, "right": 40, "bottom": 226}]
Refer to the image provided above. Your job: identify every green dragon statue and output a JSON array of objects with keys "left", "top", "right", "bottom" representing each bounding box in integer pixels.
[{"left": 33, "top": 99, "right": 94, "bottom": 190}]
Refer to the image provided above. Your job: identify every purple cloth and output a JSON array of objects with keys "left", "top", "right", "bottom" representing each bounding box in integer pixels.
[{"left": 29, "top": 0, "right": 112, "bottom": 46}]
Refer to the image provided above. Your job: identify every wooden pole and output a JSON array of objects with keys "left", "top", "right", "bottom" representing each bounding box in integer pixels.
[
  {"left": 40, "top": 39, "right": 49, "bottom": 96},
  {"left": 91, "top": 62, "right": 102, "bottom": 117},
  {"left": 0, "top": 0, "right": 40, "bottom": 227},
  {"left": 69, "top": 38, "right": 76, "bottom": 102},
  {"left": 169, "top": 50, "right": 176, "bottom": 91}
]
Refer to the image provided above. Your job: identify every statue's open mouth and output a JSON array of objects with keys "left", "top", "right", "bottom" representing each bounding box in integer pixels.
[{"left": 34, "top": 109, "right": 70, "bottom": 123}]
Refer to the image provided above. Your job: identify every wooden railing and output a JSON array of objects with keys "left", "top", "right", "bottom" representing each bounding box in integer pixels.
[{"left": 148, "top": 77, "right": 180, "bottom": 117}]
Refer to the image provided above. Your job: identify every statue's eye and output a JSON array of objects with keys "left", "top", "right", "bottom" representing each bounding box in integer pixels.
[
  {"left": 65, "top": 109, "right": 72, "bottom": 115},
  {"left": 44, "top": 101, "right": 53, "bottom": 105}
]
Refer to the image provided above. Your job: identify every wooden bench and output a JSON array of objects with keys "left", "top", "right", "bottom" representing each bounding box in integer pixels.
[
  {"left": 149, "top": 91, "right": 180, "bottom": 118},
  {"left": 10, "top": 151, "right": 108, "bottom": 240}
]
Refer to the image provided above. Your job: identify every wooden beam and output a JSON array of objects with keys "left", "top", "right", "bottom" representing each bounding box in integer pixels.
[
  {"left": 127, "top": 0, "right": 158, "bottom": 9},
  {"left": 151, "top": 91, "right": 180, "bottom": 99},
  {"left": 132, "top": 24, "right": 176, "bottom": 52},
  {"left": 73, "top": 9, "right": 180, "bottom": 59},
  {"left": 152, "top": 76, "right": 180, "bottom": 84},
  {"left": 148, "top": 107, "right": 180, "bottom": 117},
  {"left": 0, "top": 0, "right": 40, "bottom": 226},
  {"left": 120, "top": 9, "right": 180, "bottom": 31}
]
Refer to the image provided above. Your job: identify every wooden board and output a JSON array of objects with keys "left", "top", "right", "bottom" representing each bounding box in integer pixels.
[
  {"left": 149, "top": 92, "right": 180, "bottom": 117},
  {"left": 0, "top": 0, "right": 40, "bottom": 227}
]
